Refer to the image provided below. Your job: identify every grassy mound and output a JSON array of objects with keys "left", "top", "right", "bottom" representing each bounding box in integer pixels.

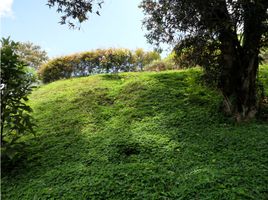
[{"left": 2, "top": 67, "right": 268, "bottom": 199}]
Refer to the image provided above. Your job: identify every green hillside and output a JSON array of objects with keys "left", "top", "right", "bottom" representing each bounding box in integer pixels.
[{"left": 2, "top": 66, "right": 268, "bottom": 199}]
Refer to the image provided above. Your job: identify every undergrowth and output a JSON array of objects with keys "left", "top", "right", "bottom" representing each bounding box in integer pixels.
[{"left": 1, "top": 67, "right": 268, "bottom": 199}]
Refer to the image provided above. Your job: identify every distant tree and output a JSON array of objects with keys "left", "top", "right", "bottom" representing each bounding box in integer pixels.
[
  {"left": 1, "top": 37, "right": 35, "bottom": 159},
  {"left": 17, "top": 42, "right": 49, "bottom": 70},
  {"left": 140, "top": 0, "right": 268, "bottom": 121},
  {"left": 134, "top": 48, "right": 146, "bottom": 71},
  {"left": 143, "top": 51, "right": 161, "bottom": 66},
  {"left": 134, "top": 48, "right": 161, "bottom": 70}
]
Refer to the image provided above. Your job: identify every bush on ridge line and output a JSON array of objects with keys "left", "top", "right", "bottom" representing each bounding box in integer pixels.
[{"left": 38, "top": 48, "right": 160, "bottom": 83}]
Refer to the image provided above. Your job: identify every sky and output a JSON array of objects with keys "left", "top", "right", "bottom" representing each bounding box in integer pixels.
[{"left": 1, "top": 0, "right": 169, "bottom": 58}]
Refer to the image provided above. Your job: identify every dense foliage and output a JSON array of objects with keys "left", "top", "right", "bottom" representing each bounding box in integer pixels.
[
  {"left": 140, "top": 0, "right": 268, "bottom": 121},
  {"left": 38, "top": 48, "right": 160, "bottom": 83},
  {"left": 0, "top": 38, "right": 35, "bottom": 160},
  {"left": 17, "top": 41, "right": 49, "bottom": 70},
  {"left": 2, "top": 66, "right": 268, "bottom": 199}
]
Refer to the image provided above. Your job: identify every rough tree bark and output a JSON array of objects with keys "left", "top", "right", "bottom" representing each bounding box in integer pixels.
[{"left": 219, "top": 1, "right": 266, "bottom": 122}]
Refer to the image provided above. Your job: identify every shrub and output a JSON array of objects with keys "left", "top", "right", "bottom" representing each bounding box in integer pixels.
[
  {"left": 38, "top": 56, "right": 74, "bottom": 83},
  {"left": 144, "top": 60, "right": 175, "bottom": 72},
  {"left": 38, "top": 49, "right": 160, "bottom": 83},
  {"left": 172, "top": 36, "right": 221, "bottom": 86},
  {"left": 133, "top": 48, "right": 161, "bottom": 71},
  {"left": 1, "top": 37, "right": 36, "bottom": 160}
]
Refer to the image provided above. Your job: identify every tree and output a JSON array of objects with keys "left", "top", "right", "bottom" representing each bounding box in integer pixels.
[
  {"left": 140, "top": 0, "right": 268, "bottom": 121},
  {"left": 47, "top": 0, "right": 267, "bottom": 121},
  {"left": 1, "top": 38, "right": 35, "bottom": 159},
  {"left": 17, "top": 41, "right": 49, "bottom": 70},
  {"left": 134, "top": 48, "right": 146, "bottom": 70},
  {"left": 134, "top": 48, "right": 161, "bottom": 70}
]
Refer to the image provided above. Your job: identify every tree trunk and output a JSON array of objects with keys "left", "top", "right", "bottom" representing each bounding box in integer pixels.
[
  {"left": 218, "top": 28, "right": 241, "bottom": 119},
  {"left": 218, "top": 0, "right": 267, "bottom": 122},
  {"left": 219, "top": 32, "right": 261, "bottom": 122},
  {"left": 220, "top": 45, "right": 259, "bottom": 122},
  {"left": 235, "top": 54, "right": 259, "bottom": 121}
]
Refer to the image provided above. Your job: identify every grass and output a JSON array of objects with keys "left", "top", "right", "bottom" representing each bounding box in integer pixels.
[{"left": 2, "top": 66, "right": 268, "bottom": 199}]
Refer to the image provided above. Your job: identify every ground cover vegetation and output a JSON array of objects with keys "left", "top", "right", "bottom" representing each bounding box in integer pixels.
[
  {"left": 1, "top": 0, "right": 267, "bottom": 198},
  {"left": 1, "top": 66, "right": 268, "bottom": 199}
]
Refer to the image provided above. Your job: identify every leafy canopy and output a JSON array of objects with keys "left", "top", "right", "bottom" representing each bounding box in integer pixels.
[
  {"left": 17, "top": 41, "right": 49, "bottom": 70},
  {"left": 47, "top": 0, "right": 104, "bottom": 28},
  {"left": 140, "top": 0, "right": 267, "bottom": 46},
  {"left": 139, "top": 0, "right": 267, "bottom": 69}
]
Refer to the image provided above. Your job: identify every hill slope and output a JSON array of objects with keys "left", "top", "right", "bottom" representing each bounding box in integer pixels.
[{"left": 2, "top": 67, "right": 268, "bottom": 199}]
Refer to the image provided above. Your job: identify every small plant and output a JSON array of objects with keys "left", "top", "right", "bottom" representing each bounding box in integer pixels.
[{"left": 1, "top": 37, "right": 36, "bottom": 161}]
